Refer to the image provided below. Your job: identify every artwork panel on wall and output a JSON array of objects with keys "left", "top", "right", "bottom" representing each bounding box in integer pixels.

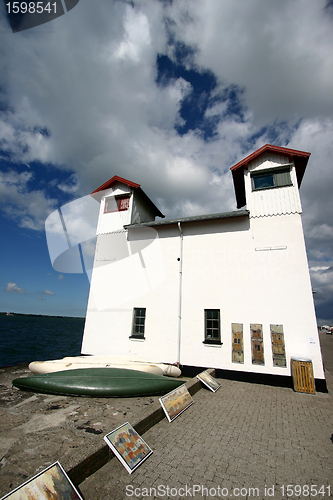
[
  {"left": 250, "top": 323, "right": 265, "bottom": 365},
  {"left": 232, "top": 323, "right": 244, "bottom": 363},
  {"left": 159, "top": 384, "right": 194, "bottom": 422},
  {"left": 270, "top": 324, "right": 287, "bottom": 367},
  {"left": 0, "top": 461, "right": 83, "bottom": 500},
  {"left": 104, "top": 422, "right": 153, "bottom": 474},
  {"left": 196, "top": 370, "right": 221, "bottom": 392}
]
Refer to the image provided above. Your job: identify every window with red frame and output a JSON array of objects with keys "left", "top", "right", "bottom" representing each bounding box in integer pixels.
[{"left": 104, "top": 196, "right": 130, "bottom": 213}]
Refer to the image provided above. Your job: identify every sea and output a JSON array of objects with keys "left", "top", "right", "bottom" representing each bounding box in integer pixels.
[{"left": 0, "top": 314, "right": 85, "bottom": 368}]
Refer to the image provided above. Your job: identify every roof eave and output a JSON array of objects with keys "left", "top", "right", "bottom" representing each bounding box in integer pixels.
[
  {"left": 230, "top": 144, "right": 311, "bottom": 173},
  {"left": 124, "top": 210, "right": 249, "bottom": 228},
  {"left": 91, "top": 175, "right": 140, "bottom": 195}
]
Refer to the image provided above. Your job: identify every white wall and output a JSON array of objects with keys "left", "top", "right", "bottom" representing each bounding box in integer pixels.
[
  {"left": 178, "top": 214, "right": 323, "bottom": 379},
  {"left": 96, "top": 184, "right": 132, "bottom": 235},
  {"left": 244, "top": 154, "right": 302, "bottom": 217},
  {"left": 81, "top": 225, "right": 179, "bottom": 363},
  {"left": 81, "top": 213, "right": 324, "bottom": 379}
]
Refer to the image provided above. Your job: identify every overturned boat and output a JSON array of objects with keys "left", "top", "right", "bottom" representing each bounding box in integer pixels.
[
  {"left": 13, "top": 367, "right": 184, "bottom": 398},
  {"left": 28, "top": 355, "right": 181, "bottom": 378}
]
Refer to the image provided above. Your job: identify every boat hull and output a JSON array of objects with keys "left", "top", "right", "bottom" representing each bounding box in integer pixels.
[
  {"left": 12, "top": 367, "right": 184, "bottom": 397},
  {"left": 28, "top": 356, "right": 181, "bottom": 378}
]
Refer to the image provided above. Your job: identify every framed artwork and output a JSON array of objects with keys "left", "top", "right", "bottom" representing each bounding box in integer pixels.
[
  {"left": 250, "top": 323, "right": 265, "bottom": 365},
  {"left": 159, "top": 384, "right": 194, "bottom": 422},
  {"left": 0, "top": 461, "right": 83, "bottom": 500},
  {"left": 104, "top": 422, "right": 152, "bottom": 474},
  {"left": 270, "top": 324, "right": 287, "bottom": 367},
  {"left": 196, "top": 370, "right": 221, "bottom": 392},
  {"left": 232, "top": 323, "right": 244, "bottom": 363}
]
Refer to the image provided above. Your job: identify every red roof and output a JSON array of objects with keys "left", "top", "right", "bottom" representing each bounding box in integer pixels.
[
  {"left": 91, "top": 175, "right": 140, "bottom": 194},
  {"left": 230, "top": 144, "right": 311, "bottom": 209},
  {"left": 91, "top": 175, "right": 164, "bottom": 218}
]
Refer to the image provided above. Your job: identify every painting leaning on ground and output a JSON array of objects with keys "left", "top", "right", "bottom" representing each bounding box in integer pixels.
[{"left": 0, "top": 462, "right": 83, "bottom": 500}]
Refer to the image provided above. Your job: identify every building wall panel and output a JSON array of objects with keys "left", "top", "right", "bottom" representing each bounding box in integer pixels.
[
  {"left": 82, "top": 192, "right": 324, "bottom": 380},
  {"left": 131, "top": 191, "right": 158, "bottom": 225},
  {"left": 96, "top": 184, "right": 132, "bottom": 235},
  {"left": 244, "top": 155, "right": 302, "bottom": 217}
]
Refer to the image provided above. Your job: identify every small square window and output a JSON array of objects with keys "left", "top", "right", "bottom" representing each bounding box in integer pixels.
[
  {"left": 131, "top": 308, "right": 146, "bottom": 339},
  {"left": 252, "top": 173, "right": 274, "bottom": 190}
]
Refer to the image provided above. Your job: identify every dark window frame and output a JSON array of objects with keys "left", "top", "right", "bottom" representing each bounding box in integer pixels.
[
  {"left": 251, "top": 166, "right": 292, "bottom": 192},
  {"left": 203, "top": 309, "right": 222, "bottom": 345},
  {"left": 130, "top": 308, "right": 146, "bottom": 339}
]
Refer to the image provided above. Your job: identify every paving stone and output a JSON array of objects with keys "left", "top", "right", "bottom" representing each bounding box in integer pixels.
[
  {"left": 77, "top": 372, "right": 333, "bottom": 499},
  {"left": 1, "top": 355, "right": 333, "bottom": 500}
]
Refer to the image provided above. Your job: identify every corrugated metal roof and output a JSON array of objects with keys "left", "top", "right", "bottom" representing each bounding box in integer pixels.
[{"left": 124, "top": 209, "right": 249, "bottom": 228}]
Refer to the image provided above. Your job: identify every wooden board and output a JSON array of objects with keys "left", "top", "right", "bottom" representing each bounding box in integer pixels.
[{"left": 291, "top": 359, "right": 315, "bottom": 394}]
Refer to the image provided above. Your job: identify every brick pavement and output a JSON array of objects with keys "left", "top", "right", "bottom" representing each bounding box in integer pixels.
[{"left": 80, "top": 377, "right": 333, "bottom": 500}]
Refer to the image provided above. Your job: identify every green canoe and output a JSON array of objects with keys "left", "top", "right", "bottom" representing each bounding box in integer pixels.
[{"left": 12, "top": 367, "right": 184, "bottom": 397}]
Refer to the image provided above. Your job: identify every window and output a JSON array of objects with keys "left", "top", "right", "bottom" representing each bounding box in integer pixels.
[
  {"left": 118, "top": 197, "right": 130, "bottom": 211},
  {"left": 104, "top": 195, "right": 130, "bottom": 213},
  {"left": 131, "top": 308, "right": 146, "bottom": 339},
  {"left": 203, "top": 309, "right": 221, "bottom": 345},
  {"left": 251, "top": 167, "right": 292, "bottom": 191}
]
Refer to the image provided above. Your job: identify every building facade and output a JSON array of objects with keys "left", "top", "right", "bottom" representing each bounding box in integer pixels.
[{"left": 81, "top": 145, "right": 325, "bottom": 383}]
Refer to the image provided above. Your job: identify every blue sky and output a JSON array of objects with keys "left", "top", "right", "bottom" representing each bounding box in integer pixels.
[{"left": 0, "top": 0, "right": 333, "bottom": 321}]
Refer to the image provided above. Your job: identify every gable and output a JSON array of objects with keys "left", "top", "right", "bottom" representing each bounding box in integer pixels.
[
  {"left": 91, "top": 175, "right": 164, "bottom": 219},
  {"left": 230, "top": 144, "right": 310, "bottom": 209}
]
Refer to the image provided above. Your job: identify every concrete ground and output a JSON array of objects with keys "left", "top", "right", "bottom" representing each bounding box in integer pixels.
[
  {"left": 0, "top": 367, "right": 164, "bottom": 498},
  {"left": 1, "top": 332, "right": 332, "bottom": 499},
  {"left": 81, "top": 375, "right": 333, "bottom": 500}
]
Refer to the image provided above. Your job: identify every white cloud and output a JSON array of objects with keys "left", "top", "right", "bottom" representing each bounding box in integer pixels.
[
  {"left": 5, "top": 282, "right": 29, "bottom": 294},
  {"left": 0, "top": 170, "right": 58, "bottom": 230},
  {"left": 0, "top": 0, "right": 332, "bottom": 318},
  {"left": 115, "top": 6, "right": 151, "bottom": 63},
  {"left": 166, "top": 0, "right": 333, "bottom": 125},
  {"left": 205, "top": 101, "right": 228, "bottom": 118},
  {"left": 309, "top": 267, "right": 333, "bottom": 301},
  {"left": 0, "top": 1, "right": 266, "bottom": 219},
  {"left": 310, "top": 267, "right": 330, "bottom": 272},
  {"left": 57, "top": 173, "right": 80, "bottom": 194}
]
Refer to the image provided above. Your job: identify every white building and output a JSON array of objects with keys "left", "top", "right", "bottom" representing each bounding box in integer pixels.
[{"left": 81, "top": 144, "right": 325, "bottom": 387}]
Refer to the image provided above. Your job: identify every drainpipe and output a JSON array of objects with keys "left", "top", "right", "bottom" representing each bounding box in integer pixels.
[{"left": 177, "top": 222, "right": 183, "bottom": 367}]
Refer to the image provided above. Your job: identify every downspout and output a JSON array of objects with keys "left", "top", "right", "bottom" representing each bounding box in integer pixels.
[{"left": 177, "top": 222, "right": 183, "bottom": 367}]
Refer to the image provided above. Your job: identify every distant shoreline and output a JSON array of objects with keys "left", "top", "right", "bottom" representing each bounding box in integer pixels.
[{"left": 0, "top": 312, "right": 85, "bottom": 320}]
